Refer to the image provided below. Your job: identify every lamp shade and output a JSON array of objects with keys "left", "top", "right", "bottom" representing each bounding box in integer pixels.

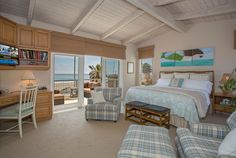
[
  {"left": 230, "top": 68, "right": 236, "bottom": 80},
  {"left": 21, "top": 71, "right": 36, "bottom": 80},
  {"left": 220, "top": 73, "right": 231, "bottom": 84}
]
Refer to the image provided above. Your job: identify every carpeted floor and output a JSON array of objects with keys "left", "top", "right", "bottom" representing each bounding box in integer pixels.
[{"left": 0, "top": 108, "right": 229, "bottom": 158}]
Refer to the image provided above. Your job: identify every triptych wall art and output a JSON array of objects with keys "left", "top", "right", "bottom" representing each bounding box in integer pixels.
[{"left": 160, "top": 48, "right": 214, "bottom": 67}]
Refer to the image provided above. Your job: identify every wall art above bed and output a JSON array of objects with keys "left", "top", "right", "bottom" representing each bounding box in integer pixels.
[{"left": 160, "top": 48, "right": 214, "bottom": 67}]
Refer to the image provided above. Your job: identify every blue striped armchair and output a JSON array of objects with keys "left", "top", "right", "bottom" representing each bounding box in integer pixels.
[
  {"left": 85, "top": 87, "right": 122, "bottom": 122},
  {"left": 176, "top": 111, "right": 236, "bottom": 158}
]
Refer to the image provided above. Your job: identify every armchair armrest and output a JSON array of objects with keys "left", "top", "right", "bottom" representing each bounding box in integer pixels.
[
  {"left": 190, "top": 123, "right": 230, "bottom": 139},
  {"left": 112, "top": 97, "right": 121, "bottom": 112},
  {"left": 87, "top": 98, "right": 93, "bottom": 104}
]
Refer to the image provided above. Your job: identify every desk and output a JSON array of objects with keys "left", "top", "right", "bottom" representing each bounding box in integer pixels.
[{"left": 0, "top": 90, "right": 52, "bottom": 121}]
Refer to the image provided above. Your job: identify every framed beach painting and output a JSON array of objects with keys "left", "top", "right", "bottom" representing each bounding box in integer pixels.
[
  {"left": 127, "top": 62, "right": 134, "bottom": 74},
  {"left": 160, "top": 47, "right": 214, "bottom": 67}
]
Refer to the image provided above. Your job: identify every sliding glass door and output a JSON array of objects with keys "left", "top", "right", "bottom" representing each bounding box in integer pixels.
[
  {"left": 53, "top": 54, "right": 80, "bottom": 111},
  {"left": 105, "top": 58, "right": 120, "bottom": 88}
]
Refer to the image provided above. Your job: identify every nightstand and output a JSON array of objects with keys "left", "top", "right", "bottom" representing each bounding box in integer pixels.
[{"left": 213, "top": 92, "right": 236, "bottom": 113}]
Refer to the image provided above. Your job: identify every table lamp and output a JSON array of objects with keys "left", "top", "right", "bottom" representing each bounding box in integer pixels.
[
  {"left": 230, "top": 68, "right": 236, "bottom": 80},
  {"left": 21, "top": 71, "right": 36, "bottom": 86}
]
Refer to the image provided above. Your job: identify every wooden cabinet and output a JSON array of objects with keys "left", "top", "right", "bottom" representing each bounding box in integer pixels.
[
  {"left": 35, "top": 29, "right": 51, "bottom": 50},
  {"left": 36, "top": 91, "right": 52, "bottom": 121},
  {"left": 0, "top": 16, "right": 17, "bottom": 46},
  {"left": 213, "top": 92, "right": 236, "bottom": 113},
  {"left": 17, "top": 25, "right": 51, "bottom": 50},
  {"left": 17, "top": 25, "right": 34, "bottom": 48}
]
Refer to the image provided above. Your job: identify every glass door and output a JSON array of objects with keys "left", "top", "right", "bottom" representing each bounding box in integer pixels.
[{"left": 53, "top": 54, "right": 80, "bottom": 111}]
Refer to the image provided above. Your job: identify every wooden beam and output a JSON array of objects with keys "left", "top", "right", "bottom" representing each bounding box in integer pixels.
[
  {"left": 101, "top": 10, "right": 144, "bottom": 40},
  {"left": 175, "top": 3, "right": 236, "bottom": 20},
  {"left": 123, "top": 23, "right": 165, "bottom": 44},
  {"left": 71, "top": 0, "right": 104, "bottom": 34},
  {"left": 125, "top": 0, "right": 185, "bottom": 33},
  {"left": 27, "top": 0, "right": 36, "bottom": 25},
  {"left": 152, "top": 0, "right": 181, "bottom": 6}
]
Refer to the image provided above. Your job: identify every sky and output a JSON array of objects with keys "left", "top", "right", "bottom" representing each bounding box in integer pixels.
[{"left": 54, "top": 55, "right": 118, "bottom": 75}]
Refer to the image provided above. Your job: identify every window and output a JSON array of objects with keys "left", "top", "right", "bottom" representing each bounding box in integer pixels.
[
  {"left": 105, "top": 58, "right": 120, "bottom": 87},
  {"left": 139, "top": 58, "right": 153, "bottom": 85}
]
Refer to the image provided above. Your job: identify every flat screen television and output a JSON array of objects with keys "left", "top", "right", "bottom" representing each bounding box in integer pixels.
[{"left": 0, "top": 44, "right": 19, "bottom": 65}]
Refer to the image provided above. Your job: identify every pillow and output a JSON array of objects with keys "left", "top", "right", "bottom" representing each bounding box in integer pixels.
[
  {"left": 174, "top": 73, "right": 189, "bottom": 79},
  {"left": 91, "top": 92, "right": 106, "bottom": 104},
  {"left": 226, "top": 111, "right": 236, "bottom": 130},
  {"left": 218, "top": 128, "right": 236, "bottom": 157},
  {"left": 160, "top": 73, "right": 174, "bottom": 79},
  {"left": 182, "top": 79, "right": 213, "bottom": 94},
  {"left": 190, "top": 73, "right": 210, "bottom": 81},
  {"left": 169, "top": 78, "right": 184, "bottom": 88},
  {"left": 155, "top": 79, "right": 171, "bottom": 87}
]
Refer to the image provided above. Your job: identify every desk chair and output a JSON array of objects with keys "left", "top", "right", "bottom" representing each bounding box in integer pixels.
[{"left": 0, "top": 85, "right": 38, "bottom": 138}]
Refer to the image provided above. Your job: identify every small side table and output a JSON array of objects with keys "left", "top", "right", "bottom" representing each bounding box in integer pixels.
[{"left": 213, "top": 92, "right": 236, "bottom": 113}]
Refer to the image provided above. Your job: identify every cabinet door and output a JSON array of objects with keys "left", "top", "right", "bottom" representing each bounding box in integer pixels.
[
  {"left": 18, "top": 25, "right": 34, "bottom": 48},
  {"left": 35, "top": 29, "right": 50, "bottom": 50},
  {"left": 1, "top": 19, "right": 17, "bottom": 45}
]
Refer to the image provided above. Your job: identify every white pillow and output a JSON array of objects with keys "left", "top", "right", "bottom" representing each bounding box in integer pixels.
[
  {"left": 182, "top": 79, "right": 213, "bottom": 94},
  {"left": 156, "top": 79, "right": 171, "bottom": 87},
  {"left": 91, "top": 92, "right": 106, "bottom": 104},
  {"left": 174, "top": 73, "right": 190, "bottom": 79},
  {"left": 218, "top": 128, "right": 236, "bottom": 157},
  {"left": 190, "top": 73, "right": 210, "bottom": 81},
  {"left": 160, "top": 73, "right": 174, "bottom": 79}
]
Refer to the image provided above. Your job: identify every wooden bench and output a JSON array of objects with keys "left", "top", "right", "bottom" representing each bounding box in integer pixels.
[
  {"left": 125, "top": 101, "right": 170, "bottom": 128},
  {"left": 54, "top": 94, "right": 64, "bottom": 105}
]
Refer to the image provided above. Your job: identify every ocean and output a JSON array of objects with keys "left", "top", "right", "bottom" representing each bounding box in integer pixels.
[{"left": 54, "top": 74, "right": 90, "bottom": 81}]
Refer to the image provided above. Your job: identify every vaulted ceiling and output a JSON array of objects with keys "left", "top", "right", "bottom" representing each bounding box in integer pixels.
[{"left": 0, "top": 0, "right": 236, "bottom": 45}]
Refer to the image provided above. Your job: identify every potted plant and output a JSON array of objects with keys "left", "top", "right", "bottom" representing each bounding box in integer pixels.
[
  {"left": 88, "top": 64, "right": 101, "bottom": 83},
  {"left": 219, "top": 79, "right": 236, "bottom": 95},
  {"left": 141, "top": 63, "right": 152, "bottom": 85}
]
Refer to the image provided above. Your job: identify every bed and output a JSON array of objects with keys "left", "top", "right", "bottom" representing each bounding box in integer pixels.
[{"left": 125, "top": 71, "right": 214, "bottom": 128}]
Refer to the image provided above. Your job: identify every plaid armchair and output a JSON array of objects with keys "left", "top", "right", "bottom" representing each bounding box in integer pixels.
[
  {"left": 176, "top": 111, "right": 236, "bottom": 158},
  {"left": 85, "top": 87, "right": 122, "bottom": 122}
]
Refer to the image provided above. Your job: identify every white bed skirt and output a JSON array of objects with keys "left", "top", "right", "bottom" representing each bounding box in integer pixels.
[{"left": 170, "top": 115, "right": 188, "bottom": 128}]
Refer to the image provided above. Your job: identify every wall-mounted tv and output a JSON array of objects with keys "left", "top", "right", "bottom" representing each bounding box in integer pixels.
[{"left": 0, "top": 44, "right": 19, "bottom": 65}]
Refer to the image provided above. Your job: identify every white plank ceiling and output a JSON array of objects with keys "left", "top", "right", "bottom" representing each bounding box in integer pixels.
[{"left": 0, "top": 0, "right": 236, "bottom": 44}]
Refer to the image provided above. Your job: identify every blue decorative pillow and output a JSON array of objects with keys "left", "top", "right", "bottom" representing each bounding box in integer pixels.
[{"left": 169, "top": 78, "right": 184, "bottom": 88}]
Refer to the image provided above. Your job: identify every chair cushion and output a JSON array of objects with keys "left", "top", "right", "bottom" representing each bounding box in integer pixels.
[
  {"left": 218, "top": 128, "right": 236, "bottom": 157},
  {"left": 91, "top": 91, "right": 106, "bottom": 104},
  {"left": 85, "top": 103, "right": 118, "bottom": 112},
  {"left": 176, "top": 128, "right": 222, "bottom": 158},
  {"left": 226, "top": 111, "right": 236, "bottom": 130},
  {"left": 95, "top": 87, "right": 121, "bottom": 102},
  {"left": 0, "top": 104, "right": 33, "bottom": 118},
  {"left": 118, "top": 125, "right": 176, "bottom": 158}
]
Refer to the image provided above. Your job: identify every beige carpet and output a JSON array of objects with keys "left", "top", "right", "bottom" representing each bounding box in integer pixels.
[{"left": 0, "top": 108, "right": 228, "bottom": 158}]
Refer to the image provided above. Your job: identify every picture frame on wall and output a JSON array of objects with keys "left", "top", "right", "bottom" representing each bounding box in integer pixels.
[{"left": 127, "top": 62, "right": 134, "bottom": 74}]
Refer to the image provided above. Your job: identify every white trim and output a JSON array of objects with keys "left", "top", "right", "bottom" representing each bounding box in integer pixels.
[
  {"left": 125, "top": 0, "right": 186, "bottom": 32},
  {"left": 101, "top": 10, "right": 144, "bottom": 40},
  {"left": 152, "top": 0, "right": 181, "bottom": 6},
  {"left": 123, "top": 23, "right": 165, "bottom": 44},
  {"left": 71, "top": 0, "right": 104, "bottom": 34},
  {"left": 27, "top": 0, "right": 36, "bottom": 25},
  {"left": 175, "top": 3, "right": 236, "bottom": 20}
]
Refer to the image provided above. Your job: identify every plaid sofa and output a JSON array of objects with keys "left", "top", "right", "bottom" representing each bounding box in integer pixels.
[
  {"left": 85, "top": 87, "right": 122, "bottom": 122},
  {"left": 176, "top": 111, "right": 236, "bottom": 158},
  {"left": 118, "top": 125, "right": 176, "bottom": 158}
]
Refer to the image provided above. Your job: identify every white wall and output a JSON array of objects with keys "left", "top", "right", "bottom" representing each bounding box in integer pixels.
[
  {"left": 138, "top": 19, "right": 236, "bottom": 90},
  {"left": 0, "top": 70, "right": 50, "bottom": 92},
  {"left": 123, "top": 44, "right": 138, "bottom": 96}
]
